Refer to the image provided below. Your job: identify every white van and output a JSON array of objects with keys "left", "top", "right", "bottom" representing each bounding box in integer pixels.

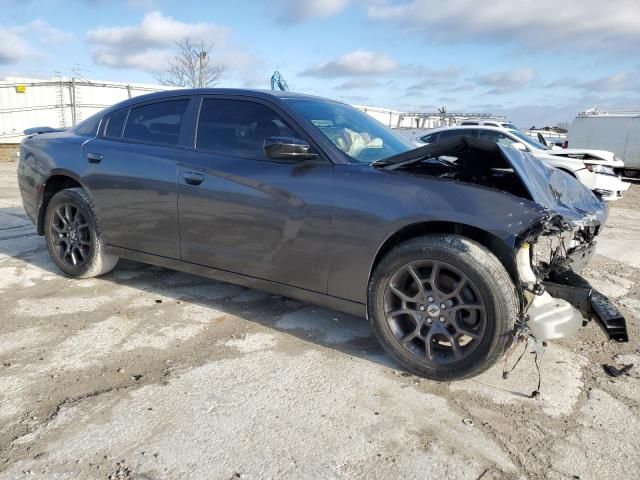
[{"left": 568, "top": 111, "right": 640, "bottom": 176}]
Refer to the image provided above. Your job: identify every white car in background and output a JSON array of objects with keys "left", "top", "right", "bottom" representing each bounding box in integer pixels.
[
  {"left": 459, "top": 119, "right": 520, "bottom": 130},
  {"left": 418, "top": 126, "right": 630, "bottom": 201}
]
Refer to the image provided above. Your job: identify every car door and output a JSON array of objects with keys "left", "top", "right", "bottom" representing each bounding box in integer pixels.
[
  {"left": 177, "top": 96, "right": 333, "bottom": 293},
  {"left": 81, "top": 97, "right": 195, "bottom": 259}
]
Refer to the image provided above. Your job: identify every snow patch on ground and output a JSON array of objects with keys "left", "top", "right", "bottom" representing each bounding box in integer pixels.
[{"left": 222, "top": 333, "right": 278, "bottom": 353}]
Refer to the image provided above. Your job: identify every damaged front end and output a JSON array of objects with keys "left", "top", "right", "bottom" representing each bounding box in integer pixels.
[
  {"left": 376, "top": 137, "right": 629, "bottom": 345},
  {"left": 516, "top": 214, "right": 628, "bottom": 343},
  {"left": 504, "top": 144, "right": 628, "bottom": 344}
]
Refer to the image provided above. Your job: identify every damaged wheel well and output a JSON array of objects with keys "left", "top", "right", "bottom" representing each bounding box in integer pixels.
[
  {"left": 37, "top": 175, "right": 83, "bottom": 235},
  {"left": 371, "top": 221, "right": 520, "bottom": 288}
]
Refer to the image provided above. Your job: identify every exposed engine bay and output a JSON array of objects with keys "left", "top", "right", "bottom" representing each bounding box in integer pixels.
[{"left": 378, "top": 138, "right": 532, "bottom": 200}]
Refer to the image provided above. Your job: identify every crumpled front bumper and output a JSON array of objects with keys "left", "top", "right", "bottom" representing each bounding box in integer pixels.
[
  {"left": 516, "top": 241, "right": 629, "bottom": 343},
  {"left": 544, "top": 269, "right": 628, "bottom": 342}
]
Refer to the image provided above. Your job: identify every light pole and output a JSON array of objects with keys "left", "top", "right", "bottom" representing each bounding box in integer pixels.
[{"left": 198, "top": 50, "right": 207, "bottom": 88}]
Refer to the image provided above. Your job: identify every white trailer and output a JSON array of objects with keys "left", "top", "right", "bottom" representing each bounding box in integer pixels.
[{"left": 568, "top": 110, "right": 640, "bottom": 175}]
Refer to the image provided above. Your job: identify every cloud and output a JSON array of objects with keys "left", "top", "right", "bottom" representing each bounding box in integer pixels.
[
  {"left": 337, "top": 78, "right": 382, "bottom": 89},
  {"left": 0, "top": 29, "right": 33, "bottom": 65},
  {"left": 87, "top": 11, "right": 228, "bottom": 55},
  {"left": 576, "top": 72, "right": 640, "bottom": 93},
  {"left": 301, "top": 50, "right": 399, "bottom": 77},
  {"left": 17, "top": 20, "right": 73, "bottom": 45},
  {"left": 544, "top": 77, "right": 577, "bottom": 89},
  {"left": 476, "top": 67, "right": 535, "bottom": 94},
  {"left": 367, "top": 0, "right": 640, "bottom": 52},
  {"left": 0, "top": 20, "right": 70, "bottom": 65},
  {"left": 544, "top": 72, "right": 640, "bottom": 94},
  {"left": 86, "top": 11, "right": 258, "bottom": 74},
  {"left": 274, "top": 0, "right": 351, "bottom": 23},
  {"left": 405, "top": 65, "right": 465, "bottom": 92}
]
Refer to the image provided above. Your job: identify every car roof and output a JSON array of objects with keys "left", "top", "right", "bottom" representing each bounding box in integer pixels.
[
  {"left": 460, "top": 120, "right": 508, "bottom": 124},
  {"left": 422, "top": 125, "right": 513, "bottom": 135},
  {"left": 100, "top": 88, "right": 336, "bottom": 114}
]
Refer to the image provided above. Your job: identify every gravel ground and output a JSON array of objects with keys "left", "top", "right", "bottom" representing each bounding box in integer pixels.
[{"left": 0, "top": 161, "right": 638, "bottom": 479}]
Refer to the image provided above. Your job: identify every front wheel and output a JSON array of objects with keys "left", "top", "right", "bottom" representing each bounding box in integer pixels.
[
  {"left": 368, "top": 234, "right": 518, "bottom": 381},
  {"left": 44, "top": 188, "right": 118, "bottom": 278}
]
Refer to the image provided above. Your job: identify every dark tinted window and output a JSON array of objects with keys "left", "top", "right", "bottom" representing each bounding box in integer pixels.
[
  {"left": 197, "top": 98, "right": 297, "bottom": 159},
  {"left": 477, "top": 130, "right": 516, "bottom": 147},
  {"left": 420, "top": 133, "right": 437, "bottom": 143},
  {"left": 74, "top": 113, "right": 101, "bottom": 136},
  {"left": 103, "top": 109, "right": 128, "bottom": 138},
  {"left": 437, "top": 129, "right": 477, "bottom": 141},
  {"left": 123, "top": 100, "right": 189, "bottom": 146}
]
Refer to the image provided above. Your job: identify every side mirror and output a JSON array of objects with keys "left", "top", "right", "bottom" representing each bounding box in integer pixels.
[
  {"left": 511, "top": 142, "right": 527, "bottom": 151},
  {"left": 264, "top": 137, "right": 318, "bottom": 160},
  {"left": 537, "top": 132, "right": 549, "bottom": 147}
]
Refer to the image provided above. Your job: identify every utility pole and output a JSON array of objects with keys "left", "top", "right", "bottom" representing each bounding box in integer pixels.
[{"left": 198, "top": 50, "right": 207, "bottom": 88}]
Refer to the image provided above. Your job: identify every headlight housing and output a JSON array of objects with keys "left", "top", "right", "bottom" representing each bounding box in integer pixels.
[{"left": 585, "top": 163, "right": 615, "bottom": 176}]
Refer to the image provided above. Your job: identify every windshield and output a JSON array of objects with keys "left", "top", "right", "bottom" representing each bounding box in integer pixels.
[
  {"left": 284, "top": 98, "right": 415, "bottom": 163},
  {"left": 501, "top": 123, "right": 520, "bottom": 130},
  {"left": 508, "top": 129, "right": 548, "bottom": 150}
]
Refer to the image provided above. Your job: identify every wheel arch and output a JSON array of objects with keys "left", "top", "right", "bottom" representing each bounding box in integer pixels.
[
  {"left": 557, "top": 167, "right": 577, "bottom": 178},
  {"left": 369, "top": 221, "right": 519, "bottom": 290},
  {"left": 36, "top": 171, "right": 86, "bottom": 235}
]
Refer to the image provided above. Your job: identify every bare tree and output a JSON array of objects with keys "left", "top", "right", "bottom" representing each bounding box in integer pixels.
[{"left": 156, "top": 37, "right": 224, "bottom": 88}]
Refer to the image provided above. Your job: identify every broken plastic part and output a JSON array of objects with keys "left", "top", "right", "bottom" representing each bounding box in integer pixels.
[
  {"left": 603, "top": 363, "right": 634, "bottom": 378},
  {"left": 516, "top": 245, "right": 584, "bottom": 340}
]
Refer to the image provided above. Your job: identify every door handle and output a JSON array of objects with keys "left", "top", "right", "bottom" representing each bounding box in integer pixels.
[
  {"left": 183, "top": 172, "right": 204, "bottom": 186},
  {"left": 87, "top": 152, "right": 103, "bottom": 163}
]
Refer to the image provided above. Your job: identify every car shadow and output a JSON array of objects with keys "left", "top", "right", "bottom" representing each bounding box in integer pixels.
[{"left": 0, "top": 208, "right": 396, "bottom": 371}]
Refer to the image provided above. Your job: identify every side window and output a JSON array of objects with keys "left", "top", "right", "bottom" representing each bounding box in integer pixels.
[
  {"left": 477, "top": 130, "right": 516, "bottom": 147},
  {"left": 196, "top": 98, "right": 297, "bottom": 159},
  {"left": 74, "top": 113, "right": 101, "bottom": 136},
  {"left": 123, "top": 100, "right": 189, "bottom": 146},
  {"left": 437, "top": 129, "right": 476, "bottom": 141},
  {"left": 420, "top": 133, "right": 437, "bottom": 143},
  {"left": 101, "top": 109, "right": 128, "bottom": 138}
]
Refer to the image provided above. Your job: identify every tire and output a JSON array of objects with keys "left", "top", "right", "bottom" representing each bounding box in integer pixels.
[
  {"left": 44, "top": 188, "right": 119, "bottom": 278},
  {"left": 368, "top": 234, "right": 518, "bottom": 381}
]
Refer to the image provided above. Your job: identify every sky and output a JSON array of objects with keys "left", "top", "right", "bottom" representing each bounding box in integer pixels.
[{"left": 1, "top": 0, "right": 640, "bottom": 127}]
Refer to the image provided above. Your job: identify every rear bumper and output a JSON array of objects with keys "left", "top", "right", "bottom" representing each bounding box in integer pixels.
[{"left": 544, "top": 269, "right": 628, "bottom": 342}]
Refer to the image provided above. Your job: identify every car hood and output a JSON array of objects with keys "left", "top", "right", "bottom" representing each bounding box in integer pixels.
[
  {"left": 545, "top": 148, "right": 622, "bottom": 166},
  {"left": 499, "top": 146, "right": 608, "bottom": 226},
  {"left": 374, "top": 137, "right": 607, "bottom": 228}
]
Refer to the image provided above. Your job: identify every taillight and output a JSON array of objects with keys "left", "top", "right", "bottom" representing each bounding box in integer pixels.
[{"left": 562, "top": 141, "right": 568, "bottom": 149}]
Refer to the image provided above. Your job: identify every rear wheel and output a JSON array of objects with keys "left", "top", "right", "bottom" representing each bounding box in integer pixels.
[
  {"left": 44, "top": 188, "right": 118, "bottom": 278},
  {"left": 368, "top": 234, "right": 518, "bottom": 380}
]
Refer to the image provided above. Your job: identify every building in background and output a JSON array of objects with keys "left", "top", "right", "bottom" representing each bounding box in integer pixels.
[
  {"left": 0, "top": 76, "right": 173, "bottom": 144},
  {"left": 354, "top": 105, "right": 505, "bottom": 130},
  {"left": 0, "top": 76, "right": 503, "bottom": 157}
]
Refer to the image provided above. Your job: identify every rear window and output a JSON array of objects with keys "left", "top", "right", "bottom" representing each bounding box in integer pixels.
[
  {"left": 73, "top": 113, "right": 101, "bottom": 136},
  {"left": 123, "top": 100, "right": 189, "bottom": 146},
  {"left": 420, "top": 133, "right": 437, "bottom": 143},
  {"left": 102, "top": 109, "right": 128, "bottom": 138}
]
